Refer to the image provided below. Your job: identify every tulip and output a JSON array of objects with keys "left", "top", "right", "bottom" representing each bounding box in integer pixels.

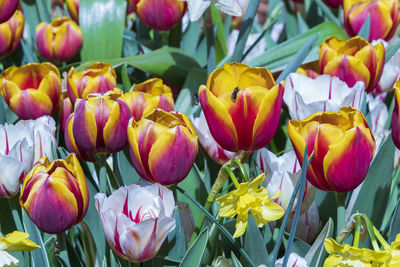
[
  {"left": 127, "top": 109, "right": 198, "bottom": 185},
  {"left": 256, "top": 148, "right": 316, "bottom": 214},
  {"left": 343, "top": 0, "right": 400, "bottom": 42},
  {"left": 275, "top": 253, "right": 309, "bottom": 267},
  {"left": 19, "top": 154, "right": 89, "bottom": 234},
  {"left": 0, "top": 62, "right": 61, "bottom": 120},
  {"left": 198, "top": 63, "right": 284, "bottom": 152},
  {"left": 319, "top": 36, "right": 385, "bottom": 93},
  {"left": 0, "top": 0, "right": 18, "bottom": 23},
  {"left": 288, "top": 106, "right": 375, "bottom": 192},
  {"left": 67, "top": 91, "right": 131, "bottom": 156},
  {"left": 130, "top": 0, "right": 186, "bottom": 31},
  {"left": 67, "top": 62, "right": 117, "bottom": 105},
  {"left": 95, "top": 183, "right": 176, "bottom": 262},
  {"left": 391, "top": 81, "right": 400, "bottom": 150},
  {"left": 119, "top": 78, "right": 174, "bottom": 122},
  {"left": 59, "top": 91, "right": 73, "bottom": 133},
  {"left": 367, "top": 94, "right": 389, "bottom": 151},
  {"left": 0, "top": 10, "right": 24, "bottom": 57},
  {"left": 36, "top": 17, "right": 82, "bottom": 62},
  {"left": 322, "top": 0, "right": 342, "bottom": 9},
  {"left": 65, "top": 0, "right": 79, "bottom": 22},
  {"left": 191, "top": 111, "right": 235, "bottom": 165},
  {"left": 296, "top": 67, "right": 319, "bottom": 79},
  {"left": 283, "top": 73, "right": 365, "bottom": 120}
]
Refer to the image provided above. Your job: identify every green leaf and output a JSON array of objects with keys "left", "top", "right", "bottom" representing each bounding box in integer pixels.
[
  {"left": 45, "top": 237, "right": 59, "bottom": 267},
  {"left": 314, "top": 0, "right": 341, "bottom": 26},
  {"left": 305, "top": 218, "right": 334, "bottom": 267},
  {"left": 389, "top": 197, "right": 400, "bottom": 242},
  {"left": 357, "top": 15, "right": 370, "bottom": 41},
  {"left": 162, "top": 207, "right": 187, "bottom": 260},
  {"left": 231, "top": 251, "right": 243, "bottom": 267},
  {"left": 246, "top": 22, "right": 348, "bottom": 73},
  {"left": 175, "top": 70, "right": 207, "bottom": 115},
  {"left": 179, "top": 228, "right": 209, "bottom": 267},
  {"left": 182, "top": 21, "right": 201, "bottom": 56},
  {"left": 80, "top": 222, "right": 99, "bottom": 267},
  {"left": 80, "top": 0, "right": 127, "bottom": 61},
  {"left": 243, "top": 215, "right": 268, "bottom": 265},
  {"left": 348, "top": 134, "right": 395, "bottom": 226}
]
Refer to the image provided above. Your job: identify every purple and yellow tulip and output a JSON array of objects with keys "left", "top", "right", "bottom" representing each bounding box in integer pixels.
[
  {"left": 0, "top": 0, "right": 18, "bottom": 24},
  {"left": 0, "top": 9, "right": 24, "bottom": 58},
  {"left": 119, "top": 78, "right": 174, "bottom": 122},
  {"left": 59, "top": 91, "right": 73, "bottom": 133},
  {"left": 65, "top": 0, "right": 79, "bottom": 22},
  {"left": 67, "top": 62, "right": 117, "bottom": 105},
  {"left": 67, "top": 91, "right": 131, "bottom": 155},
  {"left": 391, "top": 81, "right": 400, "bottom": 149},
  {"left": 130, "top": 0, "right": 186, "bottom": 31},
  {"left": 127, "top": 109, "right": 198, "bottom": 185},
  {"left": 19, "top": 154, "right": 89, "bottom": 234},
  {"left": 343, "top": 0, "right": 400, "bottom": 42},
  {"left": 198, "top": 63, "right": 284, "bottom": 152},
  {"left": 0, "top": 63, "right": 61, "bottom": 120},
  {"left": 288, "top": 106, "right": 375, "bottom": 192},
  {"left": 36, "top": 17, "right": 82, "bottom": 62},
  {"left": 319, "top": 36, "right": 385, "bottom": 93}
]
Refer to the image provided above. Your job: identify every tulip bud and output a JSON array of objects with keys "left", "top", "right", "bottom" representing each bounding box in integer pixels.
[
  {"left": 36, "top": 17, "right": 82, "bottom": 62},
  {"left": 391, "top": 81, "right": 400, "bottom": 149},
  {"left": 0, "top": 63, "right": 61, "bottom": 120},
  {"left": 288, "top": 106, "right": 375, "bottom": 192},
  {"left": 319, "top": 36, "right": 385, "bottom": 93},
  {"left": 67, "top": 91, "right": 131, "bottom": 156},
  {"left": 127, "top": 109, "right": 198, "bottom": 185},
  {"left": 198, "top": 63, "right": 284, "bottom": 152},
  {"left": 0, "top": 0, "right": 18, "bottom": 23},
  {"left": 67, "top": 62, "right": 117, "bottom": 105},
  {"left": 59, "top": 91, "right": 73, "bottom": 133},
  {"left": 95, "top": 183, "right": 176, "bottom": 262},
  {"left": 0, "top": 10, "right": 24, "bottom": 57},
  {"left": 343, "top": 0, "right": 400, "bottom": 42},
  {"left": 130, "top": 0, "right": 186, "bottom": 31},
  {"left": 65, "top": 0, "right": 79, "bottom": 22},
  {"left": 119, "top": 78, "right": 174, "bottom": 121},
  {"left": 19, "top": 154, "right": 89, "bottom": 233}
]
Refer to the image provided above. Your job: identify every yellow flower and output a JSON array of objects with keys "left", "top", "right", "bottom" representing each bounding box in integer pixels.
[
  {"left": 376, "top": 233, "right": 400, "bottom": 266},
  {"left": 216, "top": 173, "right": 284, "bottom": 238},
  {"left": 324, "top": 238, "right": 389, "bottom": 267},
  {"left": 0, "top": 231, "right": 39, "bottom": 266}
]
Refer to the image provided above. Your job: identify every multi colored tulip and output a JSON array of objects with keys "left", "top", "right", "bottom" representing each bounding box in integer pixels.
[
  {"left": 119, "top": 78, "right": 174, "bottom": 122},
  {"left": 95, "top": 183, "right": 176, "bottom": 262},
  {"left": 65, "top": 0, "right": 79, "bottom": 22},
  {"left": 391, "top": 81, "right": 400, "bottom": 150},
  {"left": 67, "top": 62, "right": 117, "bottom": 105},
  {"left": 0, "top": 63, "right": 61, "bottom": 120},
  {"left": 343, "top": 0, "right": 400, "bottom": 42},
  {"left": 0, "top": 9, "right": 24, "bottom": 57},
  {"left": 0, "top": 0, "right": 18, "bottom": 23},
  {"left": 130, "top": 0, "right": 186, "bottom": 31},
  {"left": 127, "top": 109, "right": 198, "bottom": 185},
  {"left": 36, "top": 17, "right": 82, "bottom": 62},
  {"left": 19, "top": 154, "right": 89, "bottom": 234},
  {"left": 283, "top": 73, "right": 364, "bottom": 120},
  {"left": 288, "top": 107, "right": 375, "bottom": 192},
  {"left": 319, "top": 36, "right": 385, "bottom": 93},
  {"left": 65, "top": 91, "right": 131, "bottom": 157},
  {"left": 198, "top": 63, "right": 284, "bottom": 152}
]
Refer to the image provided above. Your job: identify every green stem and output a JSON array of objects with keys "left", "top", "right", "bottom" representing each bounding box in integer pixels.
[
  {"left": 353, "top": 215, "right": 362, "bottom": 248},
  {"left": 373, "top": 225, "right": 391, "bottom": 250},
  {"left": 232, "top": 160, "right": 249, "bottom": 182},
  {"left": 336, "top": 192, "right": 346, "bottom": 237},
  {"left": 361, "top": 215, "right": 381, "bottom": 251},
  {"left": 224, "top": 166, "right": 240, "bottom": 189}
]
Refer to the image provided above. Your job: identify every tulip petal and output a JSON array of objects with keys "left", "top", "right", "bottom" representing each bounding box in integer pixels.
[
  {"left": 73, "top": 100, "right": 98, "bottom": 153},
  {"left": 0, "top": 156, "right": 24, "bottom": 197},
  {"left": 9, "top": 89, "right": 53, "bottom": 120}
]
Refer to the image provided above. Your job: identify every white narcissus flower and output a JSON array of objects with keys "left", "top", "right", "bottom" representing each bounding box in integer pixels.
[
  {"left": 283, "top": 73, "right": 365, "bottom": 120},
  {"left": 95, "top": 183, "right": 176, "bottom": 263},
  {"left": 275, "top": 252, "right": 309, "bottom": 267},
  {"left": 182, "top": 0, "right": 243, "bottom": 22},
  {"left": 256, "top": 148, "right": 316, "bottom": 214},
  {"left": 191, "top": 112, "right": 235, "bottom": 165},
  {"left": 367, "top": 94, "right": 390, "bottom": 151}
]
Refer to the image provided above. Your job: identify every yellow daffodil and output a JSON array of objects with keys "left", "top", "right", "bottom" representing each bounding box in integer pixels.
[
  {"left": 323, "top": 238, "right": 389, "bottom": 267},
  {"left": 216, "top": 173, "right": 284, "bottom": 238},
  {"left": 374, "top": 233, "right": 400, "bottom": 266},
  {"left": 0, "top": 231, "right": 39, "bottom": 266}
]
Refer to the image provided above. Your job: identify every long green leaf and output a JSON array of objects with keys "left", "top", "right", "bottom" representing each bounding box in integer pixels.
[
  {"left": 80, "top": 0, "right": 127, "bottom": 61},
  {"left": 243, "top": 215, "right": 268, "bottom": 265},
  {"left": 179, "top": 228, "right": 208, "bottom": 267},
  {"left": 305, "top": 218, "right": 334, "bottom": 267},
  {"left": 357, "top": 15, "right": 370, "bottom": 41}
]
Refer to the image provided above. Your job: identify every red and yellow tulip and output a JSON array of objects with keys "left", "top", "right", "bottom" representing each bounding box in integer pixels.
[
  {"left": 119, "top": 78, "right": 174, "bottom": 122},
  {"left": 130, "top": 0, "right": 186, "bottom": 31},
  {"left": 0, "top": 0, "right": 18, "bottom": 23},
  {"left": 36, "top": 17, "right": 82, "bottom": 62},
  {"left": 343, "top": 0, "right": 400, "bottom": 42},
  {"left": 65, "top": 0, "right": 79, "bottom": 22},
  {"left": 288, "top": 106, "right": 375, "bottom": 192},
  {"left": 127, "top": 109, "right": 198, "bottom": 185},
  {"left": 198, "top": 63, "right": 284, "bottom": 152},
  {"left": 66, "top": 91, "right": 131, "bottom": 155},
  {"left": 319, "top": 36, "right": 385, "bottom": 93},
  {"left": 67, "top": 62, "right": 117, "bottom": 105},
  {"left": 0, "top": 63, "right": 61, "bottom": 120},
  {"left": 391, "top": 81, "right": 400, "bottom": 149},
  {"left": 19, "top": 154, "right": 89, "bottom": 234},
  {"left": 0, "top": 9, "right": 24, "bottom": 57}
]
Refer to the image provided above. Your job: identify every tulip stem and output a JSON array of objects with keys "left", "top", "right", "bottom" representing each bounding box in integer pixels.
[
  {"left": 336, "top": 192, "right": 346, "bottom": 237},
  {"left": 224, "top": 166, "right": 240, "bottom": 189}
]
